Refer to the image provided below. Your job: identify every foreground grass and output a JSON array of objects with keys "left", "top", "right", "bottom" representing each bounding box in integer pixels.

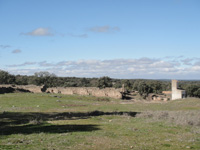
[{"left": 0, "top": 93, "right": 200, "bottom": 149}]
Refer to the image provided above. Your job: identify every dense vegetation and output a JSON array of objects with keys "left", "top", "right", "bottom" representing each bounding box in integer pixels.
[{"left": 1, "top": 70, "right": 200, "bottom": 98}]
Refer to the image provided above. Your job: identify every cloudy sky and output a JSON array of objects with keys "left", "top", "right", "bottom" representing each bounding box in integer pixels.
[{"left": 0, "top": 0, "right": 200, "bottom": 79}]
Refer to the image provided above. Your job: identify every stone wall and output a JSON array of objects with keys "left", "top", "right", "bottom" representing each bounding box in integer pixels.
[
  {"left": 0, "top": 84, "right": 122, "bottom": 99},
  {"left": 46, "top": 87, "right": 123, "bottom": 99},
  {"left": 18, "top": 85, "right": 44, "bottom": 93},
  {"left": 0, "top": 84, "right": 43, "bottom": 94}
]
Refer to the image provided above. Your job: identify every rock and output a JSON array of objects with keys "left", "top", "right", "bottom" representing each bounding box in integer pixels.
[{"left": 186, "top": 146, "right": 191, "bottom": 149}]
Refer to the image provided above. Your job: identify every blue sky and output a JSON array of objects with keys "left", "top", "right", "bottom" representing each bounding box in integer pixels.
[{"left": 0, "top": 0, "right": 200, "bottom": 79}]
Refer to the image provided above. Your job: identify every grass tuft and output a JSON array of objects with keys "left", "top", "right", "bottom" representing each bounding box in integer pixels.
[{"left": 29, "top": 116, "right": 44, "bottom": 125}]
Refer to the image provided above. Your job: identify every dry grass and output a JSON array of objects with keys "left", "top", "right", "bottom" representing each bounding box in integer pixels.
[
  {"left": 136, "top": 111, "right": 200, "bottom": 127},
  {"left": 29, "top": 116, "right": 44, "bottom": 125}
]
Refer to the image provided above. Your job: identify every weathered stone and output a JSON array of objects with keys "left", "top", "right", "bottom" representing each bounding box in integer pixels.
[
  {"left": 46, "top": 87, "right": 122, "bottom": 99},
  {"left": 0, "top": 84, "right": 123, "bottom": 99}
]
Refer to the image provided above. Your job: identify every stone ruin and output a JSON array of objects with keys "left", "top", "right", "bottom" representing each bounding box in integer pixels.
[
  {"left": 0, "top": 84, "right": 44, "bottom": 94},
  {"left": 46, "top": 87, "right": 122, "bottom": 99},
  {"left": 171, "top": 80, "right": 186, "bottom": 100},
  {"left": 0, "top": 84, "right": 123, "bottom": 99},
  {"left": 147, "top": 93, "right": 170, "bottom": 101},
  {"left": 0, "top": 80, "right": 185, "bottom": 100},
  {"left": 147, "top": 80, "right": 186, "bottom": 101},
  {"left": 0, "top": 84, "right": 171, "bottom": 101}
]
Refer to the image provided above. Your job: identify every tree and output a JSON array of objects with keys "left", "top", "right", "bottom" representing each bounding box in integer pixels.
[
  {"left": 15, "top": 75, "right": 28, "bottom": 85},
  {"left": 132, "top": 80, "right": 141, "bottom": 91},
  {"left": 34, "top": 71, "right": 56, "bottom": 78},
  {"left": 185, "top": 85, "right": 198, "bottom": 97},
  {"left": 81, "top": 78, "right": 90, "bottom": 87},
  {"left": 138, "top": 81, "right": 152, "bottom": 98},
  {"left": 123, "top": 80, "right": 132, "bottom": 92},
  {"left": 97, "top": 76, "right": 112, "bottom": 89},
  {"left": 0, "top": 70, "right": 15, "bottom": 84},
  {"left": 149, "top": 81, "right": 162, "bottom": 94},
  {"left": 33, "top": 71, "right": 56, "bottom": 87},
  {"left": 194, "top": 88, "right": 200, "bottom": 98}
]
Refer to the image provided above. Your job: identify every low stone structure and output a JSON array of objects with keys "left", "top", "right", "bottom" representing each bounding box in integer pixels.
[
  {"left": 0, "top": 84, "right": 40, "bottom": 94},
  {"left": 1, "top": 80, "right": 186, "bottom": 100},
  {"left": 0, "top": 84, "right": 123, "bottom": 99},
  {"left": 46, "top": 87, "right": 122, "bottom": 99},
  {"left": 18, "top": 85, "right": 44, "bottom": 93},
  {"left": 162, "top": 91, "right": 172, "bottom": 95},
  {"left": 147, "top": 93, "right": 169, "bottom": 101}
]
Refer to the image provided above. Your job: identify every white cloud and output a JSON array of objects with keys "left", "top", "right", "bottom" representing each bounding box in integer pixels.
[
  {"left": 194, "top": 60, "right": 200, "bottom": 66},
  {"left": 191, "top": 66, "right": 200, "bottom": 71},
  {"left": 181, "top": 58, "right": 194, "bottom": 65},
  {"left": 5, "top": 57, "right": 200, "bottom": 79},
  {"left": 68, "top": 33, "right": 88, "bottom": 38},
  {"left": 12, "top": 49, "right": 22, "bottom": 54},
  {"left": 89, "top": 25, "right": 120, "bottom": 33},
  {"left": 7, "top": 62, "right": 36, "bottom": 67},
  {"left": 23, "top": 28, "right": 53, "bottom": 36},
  {"left": 39, "top": 61, "right": 54, "bottom": 67}
]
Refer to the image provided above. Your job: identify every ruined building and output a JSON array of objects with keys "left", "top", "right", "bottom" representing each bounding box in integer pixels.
[
  {"left": 171, "top": 80, "right": 186, "bottom": 100},
  {"left": 0, "top": 84, "right": 123, "bottom": 99}
]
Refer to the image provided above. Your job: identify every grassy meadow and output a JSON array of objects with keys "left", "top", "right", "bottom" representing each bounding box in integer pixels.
[{"left": 0, "top": 93, "right": 200, "bottom": 150}]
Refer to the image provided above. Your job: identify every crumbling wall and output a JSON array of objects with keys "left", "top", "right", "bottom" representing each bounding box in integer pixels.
[
  {"left": 147, "top": 93, "right": 170, "bottom": 101},
  {"left": 0, "top": 84, "right": 42, "bottom": 93},
  {"left": 46, "top": 87, "right": 122, "bottom": 99},
  {"left": 17, "top": 85, "right": 43, "bottom": 93},
  {"left": 106, "top": 88, "right": 122, "bottom": 99},
  {"left": 0, "top": 84, "right": 122, "bottom": 99}
]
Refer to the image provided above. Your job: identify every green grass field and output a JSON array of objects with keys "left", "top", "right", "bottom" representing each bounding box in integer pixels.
[{"left": 0, "top": 93, "right": 200, "bottom": 150}]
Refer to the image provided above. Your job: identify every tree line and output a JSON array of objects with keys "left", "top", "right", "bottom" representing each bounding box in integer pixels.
[{"left": 1, "top": 70, "right": 200, "bottom": 98}]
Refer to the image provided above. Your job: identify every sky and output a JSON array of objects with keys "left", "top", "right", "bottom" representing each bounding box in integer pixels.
[{"left": 0, "top": 0, "right": 200, "bottom": 79}]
